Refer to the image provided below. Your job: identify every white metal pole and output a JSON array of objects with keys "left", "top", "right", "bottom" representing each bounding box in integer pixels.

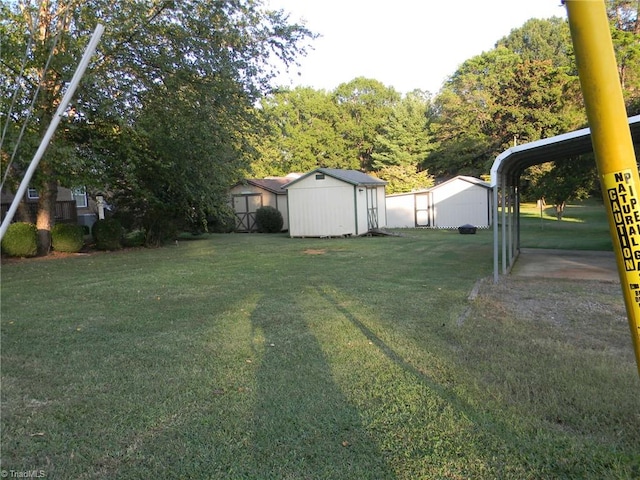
[
  {"left": 493, "top": 181, "right": 499, "bottom": 283},
  {"left": 0, "top": 24, "right": 105, "bottom": 241}
]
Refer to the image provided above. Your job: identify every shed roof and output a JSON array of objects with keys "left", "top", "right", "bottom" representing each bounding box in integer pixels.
[
  {"left": 284, "top": 168, "right": 387, "bottom": 188},
  {"left": 236, "top": 177, "right": 291, "bottom": 194},
  {"left": 433, "top": 175, "right": 491, "bottom": 190},
  {"left": 385, "top": 189, "right": 430, "bottom": 198},
  {"left": 490, "top": 114, "right": 640, "bottom": 187},
  {"left": 385, "top": 175, "right": 489, "bottom": 198}
]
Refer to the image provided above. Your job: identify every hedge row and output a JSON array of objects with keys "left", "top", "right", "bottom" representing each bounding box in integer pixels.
[{"left": 1, "top": 219, "right": 129, "bottom": 257}]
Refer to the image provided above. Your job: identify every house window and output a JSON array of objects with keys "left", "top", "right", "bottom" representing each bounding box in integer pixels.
[
  {"left": 72, "top": 187, "right": 87, "bottom": 208},
  {"left": 27, "top": 188, "right": 39, "bottom": 199},
  {"left": 315, "top": 173, "right": 325, "bottom": 180}
]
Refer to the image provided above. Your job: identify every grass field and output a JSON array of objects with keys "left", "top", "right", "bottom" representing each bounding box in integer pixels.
[
  {"left": 519, "top": 199, "right": 614, "bottom": 251},
  {"left": 1, "top": 201, "right": 639, "bottom": 479}
]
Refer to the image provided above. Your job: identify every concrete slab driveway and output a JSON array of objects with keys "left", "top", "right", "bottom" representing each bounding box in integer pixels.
[{"left": 511, "top": 248, "right": 619, "bottom": 282}]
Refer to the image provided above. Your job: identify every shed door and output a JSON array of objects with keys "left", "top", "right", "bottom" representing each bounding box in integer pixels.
[
  {"left": 415, "top": 193, "right": 431, "bottom": 227},
  {"left": 233, "top": 193, "right": 262, "bottom": 232},
  {"left": 366, "top": 187, "right": 379, "bottom": 230}
]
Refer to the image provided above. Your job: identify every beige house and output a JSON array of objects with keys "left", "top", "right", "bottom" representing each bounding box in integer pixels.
[{"left": 1, "top": 185, "right": 97, "bottom": 228}]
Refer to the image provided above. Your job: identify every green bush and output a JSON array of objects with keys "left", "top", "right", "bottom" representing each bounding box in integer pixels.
[
  {"left": 1, "top": 222, "right": 38, "bottom": 257},
  {"left": 51, "top": 223, "right": 85, "bottom": 253},
  {"left": 208, "top": 211, "right": 237, "bottom": 233},
  {"left": 122, "top": 229, "right": 146, "bottom": 248},
  {"left": 255, "top": 206, "right": 283, "bottom": 233},
  {"left": 92, "top": 218, "right": 123, "bottom": 250}
]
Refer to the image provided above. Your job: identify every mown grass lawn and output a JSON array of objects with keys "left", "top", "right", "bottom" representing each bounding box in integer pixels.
[
  {"left": 519, "top": 198, "right": 614, "bottom": 250},
  {"left": 1, "top": 202, "right": 639, "bottom": 479}
]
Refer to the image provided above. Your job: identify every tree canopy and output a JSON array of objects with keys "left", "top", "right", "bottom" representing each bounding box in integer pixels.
[
  {"left": 1, "top": 0, "right": 315, "bottom": 246},
  {"left": 252, "top": 83, "right": 434, "bottom": 191},
  {"left": 3, "top": 3, "right": 640, "bottom": 247},
  {"left": 426, "top": 33, "right": 585, "bottom": 178}
]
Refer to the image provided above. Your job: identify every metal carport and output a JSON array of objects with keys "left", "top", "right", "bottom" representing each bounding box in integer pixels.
[{"left": 490, "top": 114, "right": 640, "bottom": 283}]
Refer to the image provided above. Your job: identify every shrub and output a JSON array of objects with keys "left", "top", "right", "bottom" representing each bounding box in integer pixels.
[
  {"left": 92, "top": 218, "right": 123, "bottom": 250},
  {"left": 51, "top": 223, "right": 85, "bottom": 253},
  {"left": 143, "top": 217, "right": 178, "bottom": 247},
  {"left": 208, "top": 211, "right": 237, "bottom": 233},
  {"left": 122, "top": 229, "right": 146, "bottom": 248},
  {"left": 255, "top": 206, "right": 283, "bottom": 233},
  {"left": 1, "top": 222, "right": 38, "bottom": 257}
]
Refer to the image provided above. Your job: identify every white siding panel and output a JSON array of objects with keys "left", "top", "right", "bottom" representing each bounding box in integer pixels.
[
  {"left": 384, "top": 178, "right": 490, "bottom": 230},
  {"left": 432, "top": 181, "right": 490, "bottom": 228},
  {"left": 386, "top": 193, "right": 416, "bottom": 228},
  {"left": 288, "top": 175, "right": 356, "bottom": 236},
  {"left": 385, "top": 191, "right": 430, "bottom": 228}
]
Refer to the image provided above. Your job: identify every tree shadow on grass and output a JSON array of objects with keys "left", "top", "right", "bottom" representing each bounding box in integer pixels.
[
  {"left": 246, "top": 291, "right": 396, "bottom": 480},
  {"left": 315, "top": 286, "right": 478, "bottom": 412},
  {"left": 311, "top": 285, "right": 540, "bottom": 476}
]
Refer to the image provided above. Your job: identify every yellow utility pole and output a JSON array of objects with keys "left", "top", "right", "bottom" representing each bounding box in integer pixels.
[{"left": 564, "top": 0, "right": 640, "bottom": 376}]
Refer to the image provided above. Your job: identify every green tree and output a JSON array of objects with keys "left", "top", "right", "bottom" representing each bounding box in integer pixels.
[
  {"left": 1, "top": 0, "right": 314, "bottom": 249},
  {"left": 525, "top": 156, "right": 598, "bottom": 219},
  {"left": 426, "top": 18, "right": 585, "bottom": 179},
  {"left": 1, "top": 1, "right": 88, "bottom": 252},
  {"left": 371, "top": 90, "right": 433, "bottom": 169},
  {"left": 252, "top": 87, "right": 349, "bottom": 176},
  {"left": 333, "top": 77, "right": 401, "bottom": 172},
  {"left": 370, "top": 90, "right": 434, "bottom": 192},
  {"left": 251, "top": 79, "right": 406, "bottom": 178},
  {"left": 496, "top": 17, "right": 574, "bottom": 68},
  {"left": 374, "top": 164, "right": 434, "bottom": 195},
  {"left": 110, "top": 74, "right": 258, "bottom": 243},
  {"left": 607, "top": 0, "right": 640, "bottom": 114}
]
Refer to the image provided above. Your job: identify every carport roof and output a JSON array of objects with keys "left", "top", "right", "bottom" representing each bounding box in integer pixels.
[{"left": 490, "top": 114, "right": 640, "bottom": 187}]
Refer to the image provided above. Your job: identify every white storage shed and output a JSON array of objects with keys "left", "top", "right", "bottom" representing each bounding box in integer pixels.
[
  {"left": 386, "top": 190, "right": 431, "bottom": 228},
  {"left": 385, "top": 176, "right": 492, "bottom": 229},
  {"left": 285, "top": 168, "right": 387, "bottom": 237}
]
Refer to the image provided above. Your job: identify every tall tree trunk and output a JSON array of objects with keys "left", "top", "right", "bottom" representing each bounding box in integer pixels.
[
  {"left": 29, "top": 1, "right": 67, "bottom": 256},
  {"left": 555, "top": 201, "right": 566, "bottom": 221},
  {"left": 15, "top": 198, "right": 35, "bottom": 223},
  {"left": 36, "top": 177, "right": 57, "bottom": 255}
]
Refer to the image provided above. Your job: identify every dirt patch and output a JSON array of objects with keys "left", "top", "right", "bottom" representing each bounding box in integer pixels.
[
  {"left": 303, "top": 249, "right": 327, "bottom": 255},
  {"left": 469, "top": 275, "right": 630, "bottom": 351}
]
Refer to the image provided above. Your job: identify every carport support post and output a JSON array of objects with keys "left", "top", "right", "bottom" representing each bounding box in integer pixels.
[{"left": 565, "top": 0, "right": 640, "bottom": 375}]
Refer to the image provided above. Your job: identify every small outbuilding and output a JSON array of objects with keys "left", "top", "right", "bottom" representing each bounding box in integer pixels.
[
  {"left": 385, "top": 189, "right": 431, "bottom": 228},
  {"left": 385, "top": 176, "right": 492, "bottom": 229},
  {"left": 230, "top": 176, "right": 294, "bottom": 232},
  {"left": 285, "top": 168, "right": 387, "bottom": 237}
]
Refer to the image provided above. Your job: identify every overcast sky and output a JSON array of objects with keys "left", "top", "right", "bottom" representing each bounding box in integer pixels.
[{"left": 268, "top": 0, "right": 568, "bottom": 95}]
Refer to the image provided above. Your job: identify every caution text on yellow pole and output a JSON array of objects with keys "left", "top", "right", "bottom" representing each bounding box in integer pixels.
[{"left": 565, "top": 0, "right": 640, "bottom": 375}]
